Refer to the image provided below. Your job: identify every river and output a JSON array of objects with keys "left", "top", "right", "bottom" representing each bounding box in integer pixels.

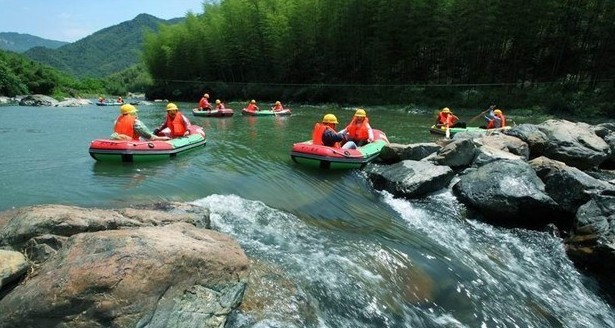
[{"left": 0, "top": 102, "right": 613, "bottom": 327}]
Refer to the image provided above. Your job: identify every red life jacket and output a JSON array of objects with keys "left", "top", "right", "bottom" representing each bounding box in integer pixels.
[
  {"left": 346, "top": 117, "right": 370, "bottom": 142},
  {"left": 165, "top": 112, "right": 187, "bottom": 137},
  {"left": 199, "top": 97, "right": 210, "bottom": 109},
  {"left": 487, "top": 114, "right": 506, "bottom": 129},
  {"left": 437, "top": 112, "right": 457, "bottom": 127},
  {"left": 273, "top": 104, "right": 283, "bottom": 111},
  {"left": 216, "top": 103, "right": 225, "bottom": 109},
  {"left": 311, "top": 123, "right": 340, "bottom": 148},
  {"left": 247, "top": 103, "right": 258, "bottom": 111},
  {"left": 114, "top": 115, "right": 139, "bottom": 140}
]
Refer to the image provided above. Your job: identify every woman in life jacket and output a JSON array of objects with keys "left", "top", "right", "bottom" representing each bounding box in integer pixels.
[
  {"left": 215, "top": 99, "right": 225, "bottom": 109},
  {"left": 153, "top": 103, "right": 192, "bottom": 138},
  {"left": 339, "top": 108, "right": 374, "bottom": 146},
  {"left": 311, "top": 114, "right": 357, "bottom": 149},
  {"left": 112, "top": 104, "right": 169, "bottom": 141}
]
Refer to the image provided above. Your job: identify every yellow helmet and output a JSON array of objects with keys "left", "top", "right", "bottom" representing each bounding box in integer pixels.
[
  {"left": 275, "top": 101, "right": 281, "bottom": 105},
  {"left": 322, "top": 114, "right": 338, "bottom": 124},
  {"left": 204, "top": 93, "right": 209, "bottom": 98},
  {"left": 441, "top": 107, "right": 451, "bottom": 113},
  {"left": 120, "top": 104, "right": 138, "bottom": 115},
  {"left": 494, "top": 109, "right": 502, "bottom": 115},
  {"left": 250, "top": 99, "right": 256, "bottom": 104},
  {"left": 215, "top": 99, "right": 221, "bottom": 104},
  {"left": 355, "top": 108, "right": 366, "bottom": 117},
  {"left": 166, "top": 103, "right": 179, "bottom": 111}
]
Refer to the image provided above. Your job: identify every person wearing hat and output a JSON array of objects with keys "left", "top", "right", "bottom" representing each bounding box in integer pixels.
[
  {"left": 246, "top": 99, "right": 259, "bottom": 112},
  {"left": 111, "top": 104, "right": 170, "bottom": 141},
  {"left": 339, "top": 108, "right": 374, "bottom": 146},
  {"left": 484, "top": 107, "right": 506, "bottom": 129},
  {"left": 311, "top": 113, "right": 357, "bottom": 149},
  {"left": 198, "top": 93, "right": 211, "bottom": 111},
  {"left": 153, "top": 103, "right": 192, "bottom": 138},
  {"left": 436, "top": 107, "right": 466, "bottom": 128},
  {"left": 215, "top": 99, "right": 226, "bottom": 110},
  {"left": 271, "top": 100, "right": 284, "bottom": 111}
]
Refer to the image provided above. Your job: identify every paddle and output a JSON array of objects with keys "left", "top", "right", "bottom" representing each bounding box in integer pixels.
[
  {"left": 445, "top": 126, "right": 450, "bottom": 139},
  {"left": 469, "top": 105, "right": 495, "bottom": 123}
]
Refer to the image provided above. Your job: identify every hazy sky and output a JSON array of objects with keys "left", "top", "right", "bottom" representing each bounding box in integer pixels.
[{"left": 0, "top": 0, "right": 206, "bottom": 42}]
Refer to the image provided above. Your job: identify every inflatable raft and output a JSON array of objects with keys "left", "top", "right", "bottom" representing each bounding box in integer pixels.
[
  {"left": 290, "top": 129, "right": 389, "bottom": 169},
  {"left": 89, "top": 126, "right": 206, "bottom": 162},
  {"left": 241, "top": 108, "right": 292, "bottom": 116},
  {"left": 192, "top": 108, "right": 234, "bottom": 117},
  {"left": 429, "top": 125, "right": 511, "bottom": 137}
]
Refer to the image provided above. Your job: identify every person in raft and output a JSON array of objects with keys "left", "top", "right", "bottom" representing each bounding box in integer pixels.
[
  {"left": 215, "top": 99, "right": 225, "bottom": 109},
  {"left": 198, "top": 93, "right": 211, "bottom": 110},
  {"left": 271, "top": 101, "right": 284, "bottom": 111},
  {"left": 117, "top": 96, "right": 124, "bottom": 104},
  {"left": 111, "top": 104, "right": 169, "bottom": 141},
  {"left": 312, "top": 114, "right": 357, "bottom": 149},
  {"left": 483, "top": 107, "right": 506, "bottom": 129},
  {"left": 246, "top": 99, "right": 259, "bottom": 111},
  {"left": 153, "top": 103, "right": 192, "bottom": 138},
  {"left": 338, "top": 108, "right": 374, "bottom": 147},
  {"left": 436, "top": 107, "right": 466, "bottom": 128}
]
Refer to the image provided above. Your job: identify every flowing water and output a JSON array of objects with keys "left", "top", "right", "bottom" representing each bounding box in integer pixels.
[{"left": 0, "top": 102, "right": 613, "bottom": 327}]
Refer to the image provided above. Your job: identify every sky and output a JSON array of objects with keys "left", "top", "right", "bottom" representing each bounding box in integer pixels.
[{"left": 0, "top": 0, "right": 207, "bottom": 42}]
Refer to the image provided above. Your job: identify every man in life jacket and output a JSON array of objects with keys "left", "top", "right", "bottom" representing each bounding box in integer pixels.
[
  {"left": 111, "top": 104, "right": 169, "bottom": 141},
  {"left": 198, "top": 93, "right": 211, "bottom": 111},
  {"left": 312, "top": 114, "right": 357, "bottom": 149},
  {"left": 153, "top": 103, "right": 192, "bottom": 138},
  {"left": 246, "top": 99, "right": 259, "bottom": 111},
  {"left": 484, "top": 108, "right": 506, "bottom": 129},
  {"left": 271, "top": 101, "right": 284, "bottom": 111},
  {"left": 436, "top": 107, "right": 466, "bottom": 128},
  {"left": 215, "top": 99, "right": 225, "bottom": 109},
  {"left": 339, "top": 108, "right": 374, "bottom": 146}
]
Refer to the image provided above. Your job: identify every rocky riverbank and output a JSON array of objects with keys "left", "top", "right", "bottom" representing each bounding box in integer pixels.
[
  {"left": 0, "top": 203, "right": 248, "bottom": 327},
  {"left": 368, "top": 119, "right": 615, "bottom": 304}
]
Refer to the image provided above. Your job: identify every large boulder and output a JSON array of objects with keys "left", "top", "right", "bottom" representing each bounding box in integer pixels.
[
  {"left": 379, "top": 143, "right": 441, "bottom": 164},
  {"left": 452, "top": 159, "right": 560, "bottom": 228},
  {"left": 504, "top": 124, "right": 550, "bottom": 158},
  {"left": 434, "top": 138, "right": 477, "bottom": 168},
  {"left": 0, "top": 223, "right": 249, "bottom": 328},
  {"left": 366, "top": 161, "right": 455, "bottom": 198},
  {"left": 537, "top": 119, "right": 611, "bottom": 169},
  {"left": 18, "top": 94, "right": 58, "bottom": 107}
]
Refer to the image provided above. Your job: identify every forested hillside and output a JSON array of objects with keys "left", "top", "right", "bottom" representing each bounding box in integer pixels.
[
  {"left": 0, "top": 32, "right": 68, "bottom": 53},
  {"left": 24, "top": 14, "right": 183, "bottom": 78},
  {"left": 0, "top": 50, "right": 103, "bottom": 97},
  {"left": 143, "top": 0, "right": 615, "bottom": 114}
]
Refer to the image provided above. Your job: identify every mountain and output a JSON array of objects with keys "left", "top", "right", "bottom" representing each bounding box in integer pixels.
[
  {"left": 23, "top": 14, "right": 183, "bottom": 78},
  {"left": 0, "top": 32, "right": 68, "bottom": 53}
]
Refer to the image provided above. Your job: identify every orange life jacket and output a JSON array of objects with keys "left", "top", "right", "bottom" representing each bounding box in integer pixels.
[
  {"left": 247, "top": 103, "right": 258, "bottom": 111},
  {"left": 487, "top": 114, "right": 506, "bottom": 129},
  {"left": 216, "top": 103, "right": 225, "bottom": 109},
  {"left": 199, "top": 97, "right": 209, "bottom": 109},
  {"left": 114, "top": 115, "right": 139, "bottom": 140},
  {"left": 165, "top": 112, "right": 187, "bottom": 137},
  {"left": 437, "top": 112, "right": 457, "bottom": 127},
  {"left": 273, "top": 104, "right": 283, "bottom": 111},
  {"left": 311, "top": 123, "right": 340, "bottom": 148},
  {"left": 346, "top": 117, "right": 370, "bottom": 142}
]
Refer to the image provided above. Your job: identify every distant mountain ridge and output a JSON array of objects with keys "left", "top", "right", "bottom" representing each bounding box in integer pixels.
[
  {"left": 22, "top": 13, "right": 184, "bottom": 78},
  {"left": 0, "top": 32, "right": 68, "bottom": 53}
]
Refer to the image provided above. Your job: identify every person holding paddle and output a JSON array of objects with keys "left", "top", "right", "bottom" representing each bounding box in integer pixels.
[
  {"left": 198, "top": 93, "right": 211, "bottom": 111},
  {"left": 436, "top": 107, "right": 466, "bottom": 128},
  {"left": 111, "top": 104, "right": 169, "bottom": 141},
  {"left": 339, "top": 108, "right": 374, "bottom": 146},
  {"left": 271, "top": 100, "right": 284, "bottom": 111},
  {"left": 483, "top": 107, "right": 506, "bottom": 129}
]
